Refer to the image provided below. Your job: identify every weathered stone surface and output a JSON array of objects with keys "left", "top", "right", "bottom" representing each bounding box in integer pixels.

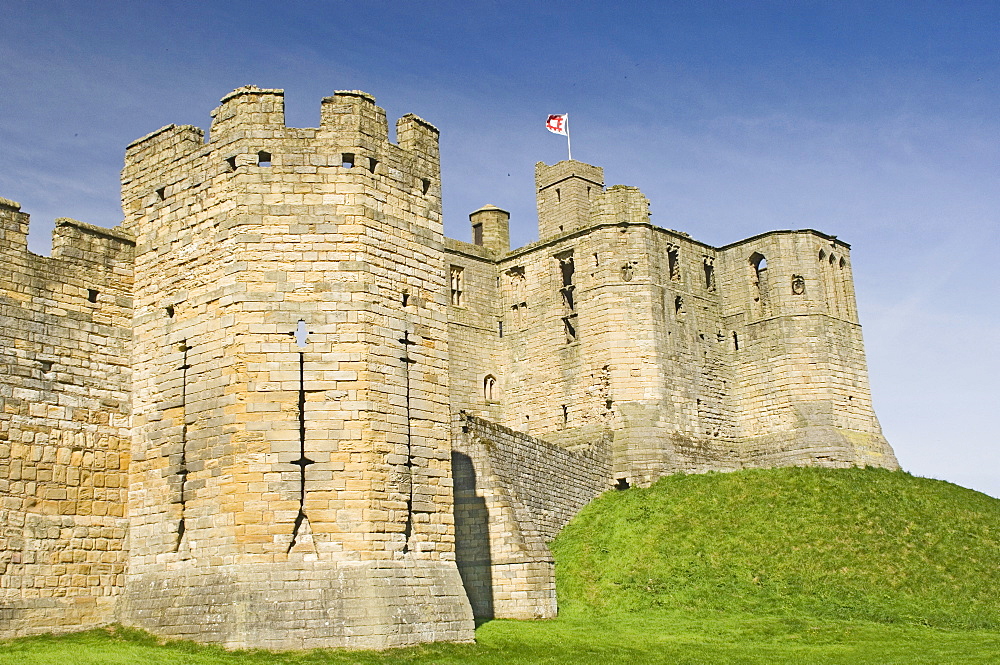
[{"left": 0, "top": 87, "right": 896, "bottom": 647}]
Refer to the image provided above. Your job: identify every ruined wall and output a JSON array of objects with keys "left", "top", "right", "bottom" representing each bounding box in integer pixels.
[
  {"left": 0, "top": 199, "right": 133, "bottom": 638},
  {"left": 452, "top": 413, "right": 609, "bottom": 622},
  {"left": 120, "top": 87, "right": 472, "bottom": 650}
]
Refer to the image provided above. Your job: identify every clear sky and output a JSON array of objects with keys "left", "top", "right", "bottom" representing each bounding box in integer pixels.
[{"left": 2, "top": 1, "right": 998, "bottom": 497}]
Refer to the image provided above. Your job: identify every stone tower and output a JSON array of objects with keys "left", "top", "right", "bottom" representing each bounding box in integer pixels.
[{"left": 119, "top": 87, "right": 473, "bottom": 650}]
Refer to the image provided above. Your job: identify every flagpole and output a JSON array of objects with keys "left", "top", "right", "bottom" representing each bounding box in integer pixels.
[{"left": 566, "top": 114, "right": 572, "bottom": 161}]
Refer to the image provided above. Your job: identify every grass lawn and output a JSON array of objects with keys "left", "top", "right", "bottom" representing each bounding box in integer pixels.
[
  {"left": 4, "top": 468, "right": 998, "bottom": 663},
  {"left": 2, "top": 610, "right": 999, "bottom": 665}
]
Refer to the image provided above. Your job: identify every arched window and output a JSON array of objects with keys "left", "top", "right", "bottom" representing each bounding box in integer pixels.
[
  {"left": 483, "top": 375, "right": 497, "bottom": 403},
  {"left": 749, "top": 252, "right": 769, "bottom": 313}
]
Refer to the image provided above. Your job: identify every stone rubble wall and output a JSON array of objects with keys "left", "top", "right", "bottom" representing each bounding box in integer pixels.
[{"left": 0, "top": 200, "right": 133, "bottom": 639}]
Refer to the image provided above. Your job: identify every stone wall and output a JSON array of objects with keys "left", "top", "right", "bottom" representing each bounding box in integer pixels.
[
  {"left": 452, "top": 412, "right": 610, "bottom": 622},
  {"left": 0, "top": 200, "right": 133, "bottom": 639}
]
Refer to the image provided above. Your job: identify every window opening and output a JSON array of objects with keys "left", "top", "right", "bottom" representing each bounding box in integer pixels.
[
  {"left": 839, "top": 257, "right": 846, "bottom": 268},
  {"left": 703, "top": 257, "right": 716, "bottom": 291},
  {"left": 402, "top": 291, "right": 409, "bottom": 306},
  {"left": 556, "top": 187, "right": 561, "bottom": 202},
  {"left": 166, "top": 305, "right": 175, "bottom": 318},
  {"left": 226, "top": 156, "right": 237, "bottom": 172},
  {"left": 614, "top": 478, "right": 630, "bottom": 490},
  {"left": 674, "top": 295, "right": 684, "bottom": 315},
  {"left": 557, "top": 252, "right": 575, "bottom": 312},
  {"left": 450, "top": 265, "right": 464, "bottom": 306},
  {"left": 87, "top": 289, "right": 99, "bottom": 303},
  {"left": 563, "top": 314, "right": 578, "bottom": 343},
  {"left": 155, "top": 187, "right": 166, "bottom": 200},
  {"left": 484, "top": 375, "right": 497, "bottom": 403},
  {"left": 368, "top": 157, "right": 378, "bottom": 173},
  {"left": 421, "top": 178, "right": 430, "bottom": 194},
  {"left": 733, "top": 332, "right": 739, "bottom": 350},
  {"left": 562, "top": 404, "right": 569, "bottom": 426},
  {"left": 668, "top": 245, "right": 680, "bottom": 281},
  {"left": 749, "top": 252, "right": 769, "bottom": 312},
  {"left": 257, "top": 151, "right": 272, "bottom": 167},
  {"left": 818, "top": 249, "right": 826, "bottom": 261},
  {"left": 342, "top": 153, "right": 354, "bottom": 168},
  {"left": 498, "top": 320, "right": 503, "bottom": 338},
  {"left": 472, "top": 223, "right": 484, "bottom": 246}
]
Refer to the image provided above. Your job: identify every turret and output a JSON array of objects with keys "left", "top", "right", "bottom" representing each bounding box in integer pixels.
[
  {"left": 535, "top": 160, "right": 603, "bottom": 239},
  {"left": 468, "top": 204, "right": 510, "bottom": 254}
]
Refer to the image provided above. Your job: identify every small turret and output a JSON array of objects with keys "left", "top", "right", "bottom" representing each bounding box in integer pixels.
[{"left": 468, "top": 204, "right": 510, "bottom": 254}]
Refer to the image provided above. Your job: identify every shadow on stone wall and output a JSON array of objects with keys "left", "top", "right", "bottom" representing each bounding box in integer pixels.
[{"left": 451, "top": 451, "right": 494, "bottom": 624}]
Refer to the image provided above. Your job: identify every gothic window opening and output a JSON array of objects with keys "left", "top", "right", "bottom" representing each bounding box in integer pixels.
[
  {"left": 557, "top": 251, "right": 575, "bottom": 312},
  {"left": 668, "top": 245, "right": 680, "bottom": 281},
  {"left": 450, "top": 265, "right": 464, "bottom": 306},
  {"left": 749, "top": 252, "right": 769, "bottom": 312},
  {"left": 703, "top": 257, "right": 716, "bottom": 291},
  {"left": 484, "top": 375, "right": 497, "bottom": 403},
  {"left": 451, "top": 266, "right": 465, "bottom": 306}
]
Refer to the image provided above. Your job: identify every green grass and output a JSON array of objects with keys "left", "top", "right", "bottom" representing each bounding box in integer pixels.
[
  {"left": 553, "top": 467, "right": 1000, "bottom": 629},
  {"left": 3, "top": 467, "right": 999, "bottom": 663},
  {"left": 2, "top": 614, "right": 998, "bottom": 665}
]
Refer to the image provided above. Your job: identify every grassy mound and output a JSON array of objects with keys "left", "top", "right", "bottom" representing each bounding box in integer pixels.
[{"left": 551, "top": 467, "right": 1000, "bottom": 629}]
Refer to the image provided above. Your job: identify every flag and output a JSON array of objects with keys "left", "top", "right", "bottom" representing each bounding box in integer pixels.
[{"left": 546, "top": 114, "right": 568, "bottom": 136}]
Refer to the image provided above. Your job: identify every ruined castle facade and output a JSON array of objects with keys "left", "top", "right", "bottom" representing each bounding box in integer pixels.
[{"left": 0, "top": 87, "right": 897, "bottom": 649}]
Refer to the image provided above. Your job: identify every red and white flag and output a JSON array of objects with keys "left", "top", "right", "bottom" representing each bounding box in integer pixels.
[{"left": 546, "top": 114, "right": 568, "bottom": 136}]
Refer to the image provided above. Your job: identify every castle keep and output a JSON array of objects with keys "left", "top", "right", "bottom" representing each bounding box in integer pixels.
[{"left": 0, "top": 87, "right": 897, "bottom": 649}]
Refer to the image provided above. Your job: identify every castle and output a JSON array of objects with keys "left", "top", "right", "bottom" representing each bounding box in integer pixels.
[{"left": 0, "top": 87, "right": 898, "bottom": 650}]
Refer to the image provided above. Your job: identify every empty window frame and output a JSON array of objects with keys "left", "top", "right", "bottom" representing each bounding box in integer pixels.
[{"left": 450, "top": 265, "right": 464, "bottom": 306}]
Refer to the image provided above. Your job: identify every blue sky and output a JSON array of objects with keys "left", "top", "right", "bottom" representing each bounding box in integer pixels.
[{"left": 2, "top": 1, "right": 998, "bottom": 496}]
